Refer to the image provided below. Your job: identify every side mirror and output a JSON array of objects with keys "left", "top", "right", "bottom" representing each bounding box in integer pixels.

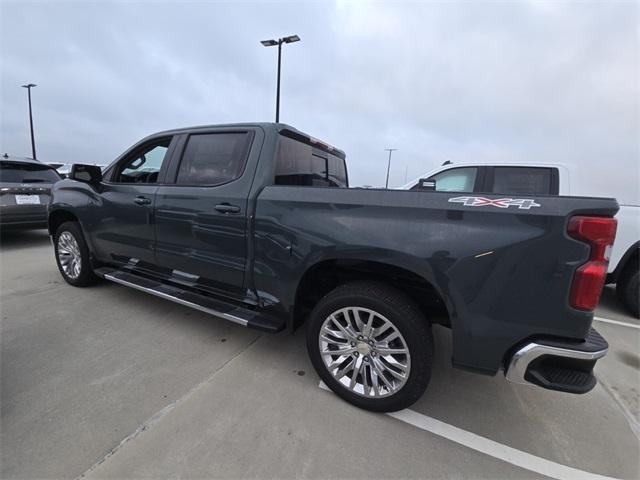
[
  {"left": 417, "top": 178, "right": 437, "bottom": 191},
  {"left": 70, "top": 164, "right": 103, "bottom": 186}
]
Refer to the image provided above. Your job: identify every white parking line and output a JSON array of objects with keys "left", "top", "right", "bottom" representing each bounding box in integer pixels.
[
  {"left": 319, "top": 382, "right": 619, "bottom": 480},
  {"left": 594, "top": 316, "right": 640, "bottom": 330}
]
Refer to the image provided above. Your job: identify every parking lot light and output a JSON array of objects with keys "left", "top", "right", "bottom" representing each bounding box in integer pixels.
[
  {"left": 260, "top": 35, "right": 301, "bottom": 122},
  {"left": 385, "top": 148, "right": 398, "bottom": 188},
  {"left": 282, "top": 35, "right": 300, "bottom": 43},
  {"left": 21, "top": 83, "right": 37, "bottom": 160}
]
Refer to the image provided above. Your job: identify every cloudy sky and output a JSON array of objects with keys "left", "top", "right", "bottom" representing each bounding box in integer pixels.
[{"left": 1, "top": 0, "right": 638, "bottom": 196}]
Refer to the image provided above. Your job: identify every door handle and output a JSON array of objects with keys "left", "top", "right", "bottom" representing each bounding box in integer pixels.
[
  {"left": 134, "top": 196, "right": 151, "bottom": 206},
  {"left": 215, "top": 203, "right": 241, "bottom": 214}
]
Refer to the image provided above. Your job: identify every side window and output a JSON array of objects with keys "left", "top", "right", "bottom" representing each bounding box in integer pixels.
[
  {"left": 113, "top": 138, "right": 171, "bottom": 184},
  {"left": 431, "top": 167, "right": 478, "bottom": 192},
  {"left": 328, "top": 155, "right": 347, "bottom": 187},
  {"left": 275, "top": 136, "right": 347, "bottom": 187},
  {"left": 176, "top": 133, "right": 250, "bottom": 185},
  {"left": 491, "top": 167, "right": 554, "bottom": 195}
]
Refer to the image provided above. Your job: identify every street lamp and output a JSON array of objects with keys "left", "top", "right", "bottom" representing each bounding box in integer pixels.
[
  {"left": 384, "top": 148, "right": 398, "bottom": 188},
  {"left": 260, "top": 34, "right": 300, "bottom": 122},
  {"left": 21, "top": 83, "right": 37, "bottom": 159}
]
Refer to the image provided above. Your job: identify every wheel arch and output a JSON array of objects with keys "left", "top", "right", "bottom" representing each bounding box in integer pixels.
[
  {"left": 292, "top": 257, "right": 451, "bottom": 332},
  {"left": 48, "top": 209, "right": 79, "bottom": 236},
  {"left": 609, "top": 241, "right": 640, "bottom": 283},
  {"left": 48, "top": 209, "right": 99, "bottom": 264}
]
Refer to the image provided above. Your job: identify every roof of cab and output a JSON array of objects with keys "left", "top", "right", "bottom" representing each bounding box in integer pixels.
[
  {"left": 150, "top": 122, "right": 346, "bottom": 158},
  {"left": 154, "top": 122, "right": 288, "bottom": 135},
  {"left": 1, "top": 154, "right": 48, "bottom": 166}
]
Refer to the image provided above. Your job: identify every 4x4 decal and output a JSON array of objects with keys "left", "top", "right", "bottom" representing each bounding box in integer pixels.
[{"left": 448, "top": 196, "right": 541, "bottom": 210}]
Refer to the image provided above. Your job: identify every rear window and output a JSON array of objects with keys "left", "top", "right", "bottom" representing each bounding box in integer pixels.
[
  {"left": 275, "top": 136, "right": 347, "bottom": 187},
  {"left": 491, "top": 167, "right": 555, "bottom": 195},
  {"left": 0, "top": 162, "right": 61, "bottom": 183}
]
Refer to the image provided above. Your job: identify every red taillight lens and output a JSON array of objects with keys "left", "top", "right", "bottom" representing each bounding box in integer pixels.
[
  {"left": 568, "top": 216, "right": 617, "bottom": 260},
  {"left": 570, "top": 262, "right": 608, "bottom": 310},
  {"left": 568, "top": 216, "right": 617, "bottom": 311}
]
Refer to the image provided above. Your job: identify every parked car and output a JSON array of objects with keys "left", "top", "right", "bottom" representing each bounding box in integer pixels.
[
  {"left": 0, "top": 156, "right": 61, "bottom": 231},
  {"left": 401, "top": 162, "right": 638, "bottom": 317},
  {"left": 48, "top": 123, "right": 618, "bottom": 412}
]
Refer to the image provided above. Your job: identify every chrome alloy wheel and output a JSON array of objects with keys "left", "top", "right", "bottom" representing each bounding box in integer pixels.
[
  {"left": 319, "top": 307, "right": 411, "bottom": 398},
  {"left": 57, "top": 231, "right": 82, "bottom": 279}
]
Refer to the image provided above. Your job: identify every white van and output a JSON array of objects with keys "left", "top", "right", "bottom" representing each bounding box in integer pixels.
[{"left": 402, "top": 162, "right": 639, "bottom": 317}]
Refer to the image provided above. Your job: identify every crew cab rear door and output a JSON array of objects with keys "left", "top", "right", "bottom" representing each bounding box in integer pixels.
[{"left": 153, "top": 127, "right": 260, "bottom": 300}]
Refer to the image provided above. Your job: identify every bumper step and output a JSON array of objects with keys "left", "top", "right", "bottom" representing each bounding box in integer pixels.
[
  {"left": 95, "top": 267, "right": 285, "bottom": 333},
  {"left": 526, "top": 364, "right": 596, "bottom": 394},
  {"left": 505, "top": 328, "right": 608, "bottom": 394}
]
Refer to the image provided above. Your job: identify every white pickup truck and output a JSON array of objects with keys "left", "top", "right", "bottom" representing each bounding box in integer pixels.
[{"left": 403, "top": 162, "right": 639, "bottom": 317}]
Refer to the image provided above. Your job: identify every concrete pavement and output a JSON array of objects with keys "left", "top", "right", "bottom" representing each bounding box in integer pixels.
[{"left": 1, "top": 230, "right": 639, "bottom": 479}]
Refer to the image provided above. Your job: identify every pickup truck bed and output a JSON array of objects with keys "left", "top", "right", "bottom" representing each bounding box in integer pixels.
[{"left": 253, "top": 185, "right": 617, "bottom": 374}]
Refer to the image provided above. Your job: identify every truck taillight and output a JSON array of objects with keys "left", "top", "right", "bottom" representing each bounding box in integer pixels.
[{"left": 568, "top": 216, "right": 618, "bottom": 311}]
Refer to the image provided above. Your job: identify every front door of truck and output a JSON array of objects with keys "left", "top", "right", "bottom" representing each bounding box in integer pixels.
[
  {"left": 89, "top": 136, "right": 175, "bottom": 266},
  {"left": 154, "top": 129, "right": 257, "bottom": 300}
]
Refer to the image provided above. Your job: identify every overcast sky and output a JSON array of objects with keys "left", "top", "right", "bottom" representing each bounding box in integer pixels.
[{"left": 1, "top": 0, "right": 638, "bottom": 196}]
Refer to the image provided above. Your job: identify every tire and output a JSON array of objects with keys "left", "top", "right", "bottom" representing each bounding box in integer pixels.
[
  {"left": 306, "top": 281, "right": 433, "bottom": 412},
  {"left": 54, "top": 221, "right": 99, "bottom": 287},
  {"left": 617, "top": 262, "right": 639, "bottom": 318}
]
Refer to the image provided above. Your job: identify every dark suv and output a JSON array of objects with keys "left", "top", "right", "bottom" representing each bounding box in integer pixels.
[{"left": 1, "top": 156, "right": 61, "bottom": 231}]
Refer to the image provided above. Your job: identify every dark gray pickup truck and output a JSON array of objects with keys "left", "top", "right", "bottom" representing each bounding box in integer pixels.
[{"left": 48, "top": 123, "right": 618, "bottom": 412}]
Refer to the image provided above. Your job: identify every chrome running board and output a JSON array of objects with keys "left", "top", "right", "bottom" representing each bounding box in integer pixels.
[{"left": 97, "top": 268, "right": 284, "bottom": 333}]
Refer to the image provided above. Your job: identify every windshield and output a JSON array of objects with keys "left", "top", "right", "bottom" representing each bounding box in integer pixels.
[{"left": 0, "top": 162, "right": 62, "bottom": 183}]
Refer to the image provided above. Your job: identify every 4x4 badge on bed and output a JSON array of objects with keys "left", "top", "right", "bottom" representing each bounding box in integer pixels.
[{"left": 448, "top": 196, "right": 541, "bottom": 210}]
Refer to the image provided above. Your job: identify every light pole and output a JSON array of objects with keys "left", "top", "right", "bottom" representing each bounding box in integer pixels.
[
  {"left": 384, "top": 148, "right": 398, "bottom": 188},
  {"left": 21, "top": 83, "right": 37, "bottom": 159},
  {"left": 260, "top": 35, "right": 300, "bottom": 122}
]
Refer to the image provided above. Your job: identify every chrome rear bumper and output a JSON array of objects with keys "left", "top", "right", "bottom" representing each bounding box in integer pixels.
[{"left": 505, "top": 328, "right": 608, "bottom": 393}]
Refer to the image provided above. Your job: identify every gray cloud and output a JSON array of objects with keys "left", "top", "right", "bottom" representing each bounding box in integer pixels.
[{"left": 1, "top": 0, "right": 638, "bottom": 202}]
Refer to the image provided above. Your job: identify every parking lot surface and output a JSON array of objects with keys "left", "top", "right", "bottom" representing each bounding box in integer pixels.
[{"left": 1, "top": 230, "right": 639, "bottom": 479}]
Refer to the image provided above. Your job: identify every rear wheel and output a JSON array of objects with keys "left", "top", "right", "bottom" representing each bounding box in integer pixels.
[
  {"left": 617, "top": 262, "right": 639, "bottom": 318},
  {"left": 54, "top": 221, "right": 98, "bottom": 287},
  {"left": 306, "top": 281, "right": 433, "bottom": 412}
]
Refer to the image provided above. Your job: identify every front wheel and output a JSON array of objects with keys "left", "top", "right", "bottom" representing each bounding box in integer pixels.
[
  {"left": 306, "top": 281, "right": 433, "bottom": 412},
  {"left": 54, "top": 221, "right": 99, "bottom": 287}
]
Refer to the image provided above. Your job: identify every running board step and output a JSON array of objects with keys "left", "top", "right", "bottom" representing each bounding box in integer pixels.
[{"left": 95, "top": 267, "right": 284, "bottom": 333}]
